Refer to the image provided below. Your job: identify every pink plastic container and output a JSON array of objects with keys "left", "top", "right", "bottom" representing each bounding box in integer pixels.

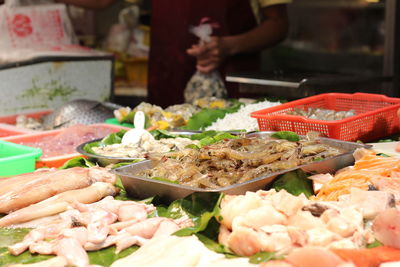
[{"left": 2, "top": 123, "right": 129, "bottom": 168}]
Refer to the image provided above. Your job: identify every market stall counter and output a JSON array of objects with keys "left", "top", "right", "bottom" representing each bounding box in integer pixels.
[{"left": 1, "top": 93, "right": 400, "bottom": 267}]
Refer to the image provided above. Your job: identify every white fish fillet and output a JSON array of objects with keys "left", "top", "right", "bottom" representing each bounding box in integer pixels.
[{"left": 110, "top": 235, "right": 256, "bottom": 267}]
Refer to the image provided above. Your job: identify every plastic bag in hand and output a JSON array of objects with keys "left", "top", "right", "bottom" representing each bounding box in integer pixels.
[
  {"left": 184, "top": 71, "right": 227, "bottom": 104},
  {"left": 184, "top": 18, "right": 227, "bottom": 104}
]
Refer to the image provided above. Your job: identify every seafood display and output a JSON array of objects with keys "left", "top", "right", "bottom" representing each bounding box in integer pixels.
[
  {"left": 0, "top": 182, "right": 119, "bottom": 227},
  {"left": 111, "top": 235, "right": 256, "bottom": 267},
  {"left": 114, "top": 97, "right": 245, "bottom": 130},
  {"left": 18, "top": 124, "right": 118, "bottom": 158},
  {"left": 2, "top": 103, "right": 400, "bottom": 267},
  {"left": 91, "top": 135, "right": 199, "bottom": 158},
  {"left": 218, "top": 189, "right": 373, "bottom": 257},
  {"left": 286, "top": 107, "right": 356, "bottom": 121},
  {"left": 283, "top": 246, "right": 400, "bottom": 267},
  {"left": 114, "top": 102, "right": 195, "bottom": 130},
  {"left": 313, "top": 149, "right": 400, "bottom": 201},
  {"left": 0, "top": 154, "right": 400, "bottom": 267},
  {"left": 15, "top": 115, "right": 44, "bottom": 130},
  {"left": 0, "top": 167, "right": 116, "bottom": 213},
  {"left": 140, "top": 134, "right": 343, "bottom": 189},
  {"left": 6, "top": 196, "right": 192, "bottom": 267}
]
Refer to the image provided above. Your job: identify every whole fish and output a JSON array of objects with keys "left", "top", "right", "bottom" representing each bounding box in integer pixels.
[{"left": 0, "top": 167, "right": 116, "bottom": 214}]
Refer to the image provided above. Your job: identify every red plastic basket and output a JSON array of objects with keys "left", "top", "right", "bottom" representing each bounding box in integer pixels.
[{"left": 251, "top": 93, "right": 400, "bottom": 142}]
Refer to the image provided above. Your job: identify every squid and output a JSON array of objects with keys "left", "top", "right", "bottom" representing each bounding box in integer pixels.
[
  {"left": 0, "top": 182, "right": 118, "bottom": 227},
  {"left": 0, "top": 167, "right": 116, "bottom": 213}
]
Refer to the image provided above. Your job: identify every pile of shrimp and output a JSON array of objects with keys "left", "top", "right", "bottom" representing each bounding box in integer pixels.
[{"left": 141, "top": 135, "right": 343, "bottom": 189}]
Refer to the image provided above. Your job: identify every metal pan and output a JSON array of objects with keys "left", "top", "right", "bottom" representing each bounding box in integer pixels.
[
  {"left": 76, "top": 138, "right": 144, "bottom": 166},
  {"left": 75, "top": 130, "right": 212, "bottom": 166},
  {"left": 112, "top": 133, "right": 370, "bottom": 201}
]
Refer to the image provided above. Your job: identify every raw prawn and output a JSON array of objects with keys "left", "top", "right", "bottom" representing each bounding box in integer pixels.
[{"left": 142, "top": 134, "right": 343, "bottom": 189}]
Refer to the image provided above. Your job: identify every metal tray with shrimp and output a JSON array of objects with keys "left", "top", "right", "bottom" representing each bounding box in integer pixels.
[{"left": 112, "top": 132, "right": 370, "bottom": 201}]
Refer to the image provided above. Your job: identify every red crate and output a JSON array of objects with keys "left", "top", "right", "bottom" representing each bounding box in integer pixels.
[
  {"left": 0, "top": 110, "right": 52, "bottom": 125},
  {"left": 2, "top": 123, "right": 130, "bottom": 168},
  {"left": 0, "top": 123, "right": 34, "bottom": 138},
  {"left": 251, "top": 93, "right": 400, "bottom": 142}
]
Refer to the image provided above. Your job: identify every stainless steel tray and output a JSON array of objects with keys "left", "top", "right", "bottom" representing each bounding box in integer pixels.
[
  {"left": 112, "top": 132, "right": 370, "bottom": 201},
  {"left": 76, "top": 138, "right": 143, "bottom": 167}
]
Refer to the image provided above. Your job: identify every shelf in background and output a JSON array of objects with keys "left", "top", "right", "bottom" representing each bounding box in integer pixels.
[
  {"left": 114, "top": 86, "right": 147, "bottom": 97},
  {"left": 112, "top": 82, "right": 147, "bottom": 107}
]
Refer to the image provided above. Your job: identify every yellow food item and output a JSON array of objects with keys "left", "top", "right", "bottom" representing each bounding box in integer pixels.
[
  {"left": 194, "top": 98, "right": 208, "bottom": 108},
  {"left": 162, "top": 111, "right": 173, "bottom": 119},
  {"left": 155, "top": 120, "right": 170, "bottom": 130},
  {"left": 210, "top": 100, "right": 226, "bottom": 109},
  {"left": 170, "top": 114, "right": 185, "bottom": 127}
]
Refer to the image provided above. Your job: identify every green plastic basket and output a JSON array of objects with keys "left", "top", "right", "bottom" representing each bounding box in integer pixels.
[
  {"left": 0, "top": 140, "right": 42, "bottom": 177},
  {"left": 105, "top": 118, "right": 134, "bottom": 128}
]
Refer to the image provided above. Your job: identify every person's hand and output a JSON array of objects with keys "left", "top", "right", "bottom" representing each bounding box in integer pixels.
[{"left": 187, "top": 36, "right": 231, "bottom": 73}]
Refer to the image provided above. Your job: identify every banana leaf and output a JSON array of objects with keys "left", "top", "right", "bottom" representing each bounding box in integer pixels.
[
  {"left": 189, "top": 131, "right": 238, "bottom": 147},
  {"left": 151, "top": 192, "right": 223, "bottom": 236},
  {"left": 367, "top": 240, "right": 383, "bottom": 248},
  {"left": 59, "top": 157, "right": 96, "bottom": 169},
  {"left": 0, "top": 192, "right": 222, "bottom": 267},
  {"left": 271, "top": 169, "right": 314, "bottom": 198},
  {"left": 0, "top": 247, "right": 53, "bottom": 266},
  {"left": 82, "top": 130, "right": 127, "bottom": 155},
  {"left": 150, "top": 129, "right": 178, "bottom": 139},
  {"left": 182, "top": 100, "right": 243, "bottom": 130},
  {"left": 101, "top": 130, "right": 127, "bottom": 144},
  {"left": 249, "top": 251, "right": 283, "bottom": 264},
  {"left": 0, "top": 239, "right": 138, "bottom": 267},
  {"left": 186, "top": 130, "right": 217, "bottom": 140},
  {"left": 271, "top": 131, "right": 300, "bottom": 142}
]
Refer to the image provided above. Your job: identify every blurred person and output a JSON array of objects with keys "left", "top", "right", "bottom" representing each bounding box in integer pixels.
[{"left": 59, "top": 0, "right": 290, "bottom": 107}]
